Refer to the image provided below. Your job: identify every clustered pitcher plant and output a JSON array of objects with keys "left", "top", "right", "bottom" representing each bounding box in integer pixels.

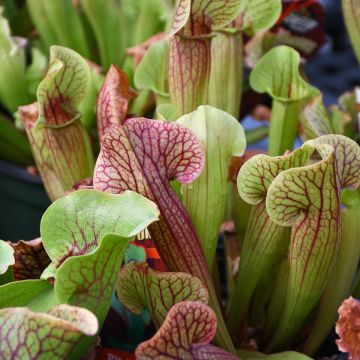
[{"left": 1, "top": 0, "right": 360, "bottom": 359}]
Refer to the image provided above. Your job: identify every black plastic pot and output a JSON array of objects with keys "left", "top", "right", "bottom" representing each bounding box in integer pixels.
[{"left": 0, "top": 161, "right": 50, "bottom": 242}]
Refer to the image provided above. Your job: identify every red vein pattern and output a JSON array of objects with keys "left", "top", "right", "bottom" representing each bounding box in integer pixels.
[
  {"left": 19, "top": 46, "right": 94, "bottom": 201},
  {"left": 171, "top": 0, "right": 244, "bottom": 36},
  {"left": 116, "top": 262, "right": 208, "bottom": 328},
  {"left": 169, "top": 35, "right": 211, "bottom": 115},
  {"left": 40, "top": 190, "right": 158, "bottom": 278},
  {"left": 227, "top": 146, "right": 314, "bottom": 331},
  {"left": 97, "top": 65, "right": 136, "bottom": 140},
  {"left": 55, "top": 234, "right": 129, "bottom": 330},
  {"left": 37, "top": 47, "right": 89, "bottom": 123},
  {"left": 93, "top": 68, "right": 235, "bottom": 352},
  {"left": 168, "top": 0, "right": 244, "bottom": 115},
  {"left": 10, "top": 238, "right": 50, "bottom": 281},
  {"left": 267, "top": 135, "right": 360, "bottom": 350},
  {"left": 0, "top": 305, "right": 97, "bottom": 360},
  {"left": 168, "top": 0, "right": 280, "bottom": 115},
  {"left": 19, "top": 103, "right": 70, "bottom": 200},
  {"left": 170, "top": 0, "right": 191, "bottom": 36},
  {"left": 94, "top": 119, "right": 207, "bottom": 280},
  {"left": 309, "top": 135, "right": 360, "bottom": 190},
  {"left": 40, "top": 189, "right": 158, "bottom": 358},
  {"left": 250, "top": 45, "right": 318, "bottom": 101},
  {"left": 135, "top": 301, "right": 240, "bottom": 360}
]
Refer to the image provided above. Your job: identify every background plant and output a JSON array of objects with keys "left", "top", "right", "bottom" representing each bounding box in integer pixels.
[{"left": 0, "top": 1, "right": 360, "bottom": 359}]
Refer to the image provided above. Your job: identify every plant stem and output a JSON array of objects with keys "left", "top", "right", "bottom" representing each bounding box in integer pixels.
[
  {"left": 268, "top": 101, "right": 299, "bottom": 156},
  {"left": 245, "top": 125, "right": 269, "bottom": 145},
  {"left": 208, "top": 30, "right": 243, "bottom": 118},
  {"left": 263, "top": 259, "right": 289, "bottom": 343},
  {"left": 227, "top": 204, "right": 289, "bottom": 334},
  {"left": 302, "top": 189, "right": 360, "bottom": 355}
]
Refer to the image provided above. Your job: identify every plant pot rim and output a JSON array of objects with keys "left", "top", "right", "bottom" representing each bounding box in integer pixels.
[{"left": 0, "top": 160, "right": 42, "bottom": 185}]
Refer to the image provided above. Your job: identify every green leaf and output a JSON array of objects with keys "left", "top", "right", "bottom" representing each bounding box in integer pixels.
[
  {"left": 94, "top": 68, "right": 235, "bottom": 353},
  {"left": 169, "top": 0, "right": 247, "bottom": 115},
  {"left": 169, "top": 34, "right": 211, "bottom": 115},
  {"left": 0, "top": 304, "right": 98, "bottom": 359},
  {"left": 266, "top": 135, "right": 360, "bottom": 350},
  {"left": 300, "top": 92, "right": 356, "bottom": 141},
  {"left": 245, "top": 125, "right": 269, "bottom": 144},
  {"left": 208, "top": 0, "right": 282, "bottom": 117},
  {"left": 250, "top": 45, "right": 319, "bottom": 156},
  {"left": 332, "top": 90, "right": 358, "bottom": 138},
  {"left": 54, "top": 233, "right": 134, "bottom": 359},
  {"left": 55, "top": 233, "right": 130, "bottom": 328},
  {"left": 25, "top": 0, "right": 58, "bottom": 51},
  {"left": 171, "top": 0, "right": 279, "bottom": 35},
  {"left": 41, "top": 189, "right": 159, "bottom": 277},
  {"left": 78, "top": 61, "right": 104, "bottom": 130},
  {"left": 122, "top": 0, "right": 167, "bottom": 47},
  {"left": 231, "top": 182, "right": 252, "bottom": 249},
  {"left": 0, "top": 268, "right": 12, "bottom": 286},
  {"left": 338, "top": 90, "right": 358, "bottom": 121},
  {"left": 156, "top": 103, "right": 181, "bottom": 122},
  {"left": 302, "top": 189, "right": 360, "bottom": 355},
  {"left": 0, "top": 240, "right": 14, "bottom": 275},
  {"left": 80, "top": 0, "right": 125, "bottom": 68},
  {"left": 208, "top": 31, "right": 243, "bottom": 118},
  {"left": 36, "top": 46, "right": 90, "bottom": 126},
  {"left": 0, "top": 279, "right": 55, "bottom": 312},
  {"left": 300, "top": 95, "right": 334, "bottom": 141},
  {"left": 27, "top": 0, "right": 90, "bottom": 58},
  {"left": 169, "top": 0, "right": 281, "bottom": 116},
  {"left": 237, "top": 146, "right": 314, "bottom": 206},
  {"left": 233, "top": 0, "right": 281, "bottom": 32},
  {"left": 0, "top": 6, "right": 28, "bottom": 112},
  {"left": 134, "top": 39, "right": 169, "bottom": 104},
  {"left": 178, "top": 105, "right": 246, "bottom": 268},
  {"left": 26, "top": 47, "right": 47, "bottom": 100},
  {"left": 263, "top": 259, "right": 289, "bottom": 340},
  {"left": 250, "top": 45, "right": 317, "bottom": 102},
  {"left": 342, "top": 0, "right": 360, "bottom": 63},
  {"left": 40, "top": 189, "right": 159, "bottom": 358},
  {"left": 20, "top": 46, "right": 94, "bottom": 201},
  {"left": 136, "top": 301, "right": 239, "bottom": 359},
  {"left": 116, "top": 262, "right": 209, "bottom": 328},
  {"left": 227, "top": 145, "right": 314, "bottom": 333}
]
